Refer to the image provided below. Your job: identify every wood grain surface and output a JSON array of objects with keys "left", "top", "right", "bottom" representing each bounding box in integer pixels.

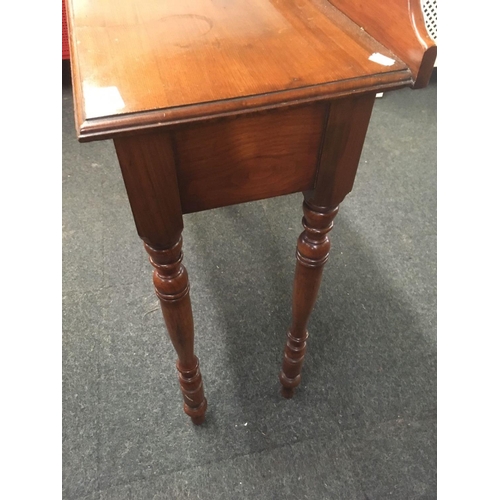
[
  {"left": 327, "top": 0, "right": 436, "bottom": 88},
  {"left": 174, "top": 103, "right": 327, "bottom": 213},
  {"left": 67, "top": 0, "right": 413, "bottom": 140}
]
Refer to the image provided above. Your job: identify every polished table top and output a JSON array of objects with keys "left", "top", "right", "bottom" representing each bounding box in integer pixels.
[{"left": 66, "top": 0, "right": 434, "bottom": 141}]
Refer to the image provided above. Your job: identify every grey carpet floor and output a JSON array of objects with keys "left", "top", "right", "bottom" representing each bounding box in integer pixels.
[{"left": 62, "top": 66, "right": 437, "bottom": 500}]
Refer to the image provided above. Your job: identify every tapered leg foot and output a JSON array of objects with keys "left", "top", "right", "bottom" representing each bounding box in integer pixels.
[
  {"left": 279, "top": 330, "right": 309, "bottom": 397},
  {"left": 145, "top": 239, "right": 207, "bottom": 424},
  {"left": 279, "top": 201, "right": 338, "bottom": 397},
  {"left": 281, "top": 387, "right": 294, "bottom": 399},
  {"left": 177, "top": 358, "right": 207, "bottom": 425}
]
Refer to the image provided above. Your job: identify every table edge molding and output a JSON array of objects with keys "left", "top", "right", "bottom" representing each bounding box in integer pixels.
[{"left": 76, "top": 71, "right": 411, "bottom": 142}]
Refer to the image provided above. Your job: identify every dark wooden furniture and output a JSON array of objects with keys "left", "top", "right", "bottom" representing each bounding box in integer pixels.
[{"left": 67, "top": 0, "right": 436, "bottom": 424}]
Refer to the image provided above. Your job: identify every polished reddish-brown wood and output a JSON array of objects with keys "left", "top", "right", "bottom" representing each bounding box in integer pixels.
[
  {"left": 279, "top": 93, "right": 376, "bottom": 397},
  {"left": 113, "top": 132, "right": 184, "bottom": 248},
  {"left": 311, "top": 93, "right": 376, "bottom": 209},
  {"left": 67, "top": 0, "right": 414, "bottom": 141},
  {"left": 174, "top": 103, "right": 327, "bottom": 213},
  {"left": 327, "top": 0, "right": 436, "bottom": 88},
  {"left": 114, "top": 133, "right": 207, "bottom": 424},
  {"left": 144, "top": 241, "right": 207, "bottom": 425},
  {"left": 280, "top": 201, "right": 338, "bottom": 398},
  {"left": 68, "top": 0, "right": 436, "bottom": 423}
]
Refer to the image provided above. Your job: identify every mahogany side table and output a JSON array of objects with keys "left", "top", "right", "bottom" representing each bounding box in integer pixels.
[{"left": 67, "top": 0, "right": 436, "bottom": 424}]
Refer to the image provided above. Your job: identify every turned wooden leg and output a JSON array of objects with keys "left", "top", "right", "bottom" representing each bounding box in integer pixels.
[
  {"left": 279, "top": 200, "right": 339, "bottom": 398},
  {"left": 144, "top": 239, "right": 207, "bottom": 424}
]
